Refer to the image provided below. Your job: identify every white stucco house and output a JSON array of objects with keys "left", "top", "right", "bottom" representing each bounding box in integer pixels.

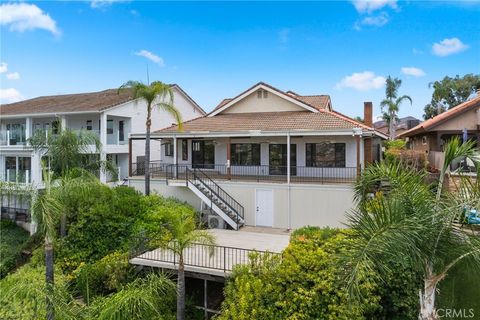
[
  {"left": 129, "top": 82, "right": 386, "bottom": 230},
  {"left": 0, "top": 84, "right": 205, "bottom": 230}
]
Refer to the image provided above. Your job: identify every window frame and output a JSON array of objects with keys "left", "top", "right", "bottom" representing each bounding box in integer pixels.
[
  {"left": 305, "top": 142, "right": 346, "bottom": 167},
  {"left": 231, "top": 143, "right": 261, "bottom": 166}
]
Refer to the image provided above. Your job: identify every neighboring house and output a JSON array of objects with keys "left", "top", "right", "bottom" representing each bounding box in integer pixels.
[
  {"left": 373, "top": 116, "right": 421, "bottom": 137},
  {"left": 128, "top": 82, "right": 386, "bottom": 230},
  {"left": 398, "top": 94, "right": 480, "bottom": 170},
  {"left": 0, "top": 84, "right": 205, "bottom": 231}
]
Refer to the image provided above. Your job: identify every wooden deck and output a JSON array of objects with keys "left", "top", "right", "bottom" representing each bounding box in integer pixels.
[{"left": 129, "top": 229, "right": 290, "bottom": 277}]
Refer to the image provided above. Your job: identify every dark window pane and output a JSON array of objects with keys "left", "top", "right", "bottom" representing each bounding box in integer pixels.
[
  {"left": 231, "top": 144, "right": 260, "bottom": 165},
  {"left": 305, "top": 142, "right": 346, "bottom": 167}
]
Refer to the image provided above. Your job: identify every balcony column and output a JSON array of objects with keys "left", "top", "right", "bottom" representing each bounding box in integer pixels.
[
  {"left": 356, "top": 134, "right": 361, "bottom": 177},
  {"left": 226, "top": 137, "right": 231, "bottom": 180},
  {"left": 60, "top": 115, "right": 67, "bottom": 131},
  {"left": 25, "top": 117, "right": 32, "bottom": 141},
  {"left": 287, "top": 133, "right": 291, "bottom": 184},
  {"left": 287, "top": 132, "right": 291, "bottom": 230},
  {"left": 100, "top": 113, "right": 107, "bottom": 183},
  {"left": 173, "top": 136, "right": 178, "bottom": 178},
  {"left": 128, "top": 138, "right": 132, "bottom": 176}
]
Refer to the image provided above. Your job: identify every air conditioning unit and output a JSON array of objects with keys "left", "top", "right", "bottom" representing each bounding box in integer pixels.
[{"left": 208, "top": 214, "right": 225, "bottom": 229}]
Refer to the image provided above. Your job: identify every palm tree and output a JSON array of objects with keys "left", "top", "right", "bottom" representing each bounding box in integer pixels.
[
  {"left": 380, "top": 76, "right": 412, "bottom": 140},
  {"left": 346, "top": 138, "right": 480, "bottom": 320},
  {"left": 32, "top": 167, "right": 62, "bottom": 320},
  {"left": 118, "top": 81, "right": 182, "bottom": 195},
  {"left": 160, "top": 211, "right": 216, "bottom": 320}
]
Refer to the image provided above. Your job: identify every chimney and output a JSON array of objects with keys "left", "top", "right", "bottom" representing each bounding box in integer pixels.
[{"left": 364, "top": 102, "right": 373, "bottom": 127}]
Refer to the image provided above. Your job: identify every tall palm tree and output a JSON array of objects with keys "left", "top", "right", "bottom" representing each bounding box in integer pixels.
[
  {"left": 380, "top": 76, "right": 412, "bottom": 140},
  {"left": 32, "top": 167, "right": 62, "bottom": 320},
  {"left": 346, "top": 138, "right": 480, "bottom": 320},
  {"left": 160, "top": 212, "right": 216, "bottom": 320},
  {"left": 118, "top": 81, "right": 182, "bottom": 195}
]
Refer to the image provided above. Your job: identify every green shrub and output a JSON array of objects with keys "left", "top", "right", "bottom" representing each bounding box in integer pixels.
[{"left": 0, "top": 220, "right": 30, "bottom": 278}]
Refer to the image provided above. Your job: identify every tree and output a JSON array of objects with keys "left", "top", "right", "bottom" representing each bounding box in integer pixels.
[
  {"left": 423, "top": 74, "right": 480, "bottom": 119},
  {"left": 118, "top": 81, "right": 182, "bottom": 195},
  {"left": 346, "top": 138, "right": 480, "bottom": 320},
  {"left": 32, "top": 167, "right": 62, "bottom": 320},
  {"left": 380, "top": 76, "right": 412, "bottom": 140},
  {"left": 159, "top": 211, "right": 215, "bottom": 320}
]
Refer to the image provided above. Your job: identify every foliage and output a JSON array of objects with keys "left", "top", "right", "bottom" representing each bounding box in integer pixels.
[
  {"left": 75, "top": 251, "right": 135, "bottom": 301},
  {"left": 380, "top": 76, "right": 412, "bottom": 140},
  {"left": 218, "top": 228, "right": 381, "bottom": 320},
  {"left": 85, "top": 272, "right": 177, "bottom": 320},
  {"left": 0, "top": 220, "right": 30, "bottom": 278},
  {"left": 423, "top": 73, "right": 480, "bottom": 119},
  {"left": 384, "top": 139, "right": 406, "bottom": 163},
  {"left": 0, "top": 265, "right": 82, "bottom": 319}
]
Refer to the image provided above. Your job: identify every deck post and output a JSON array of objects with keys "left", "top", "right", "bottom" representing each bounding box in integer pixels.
[
  {"left": 355, "top": 134, "right": 361, "bottom": 177},
  {"left": 128, "top": 138, "right": 132, "bottom": 176},
  {"left": 287, "top": 132, "right": 291, "bottom": 184},
  {"left": 173, "top": 136, "right": 178, "bottom": 178},
  {"left": 226, "top": 137, "right": 231, "bottom": 180}
]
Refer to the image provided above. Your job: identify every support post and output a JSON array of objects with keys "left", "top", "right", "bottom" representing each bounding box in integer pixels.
[
  {"left": 287, "top": 132, "right": 291, "bottom": 230},
  {"left": 226, "top": 137, "right": 231, "bottom": 180},
  {"left": 356, "top": 134, "right": 361, "bottom": 177},
  {"left": 128, "top": 138, "right": 132, "bottom": 176},
  {"left": 287, "top": 133, "right": 291, "bottom": 184},
  {"left": 25, "top": 117, "right": 32, "bottom": 142},
  {"left": 173, "top": 136, "right": 178, "bottom": 178},
  {"left": 100, "top": 113, "right": 107, "bottom": 183}
]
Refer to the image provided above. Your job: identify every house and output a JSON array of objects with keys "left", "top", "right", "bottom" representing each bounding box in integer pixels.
[
  {"left": 373, "top": 116, "right": 420, "bottom": 136},
  {"left": 0, "top": 84, "right": 205, "bottom": 231},
  {"left": 399, "top": 93, "right": 480, "bottom": 170},
  {"left": 128, "top": 82, "right": 387, "bottom": 230}
]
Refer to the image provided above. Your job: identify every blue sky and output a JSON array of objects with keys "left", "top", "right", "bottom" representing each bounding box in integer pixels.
[{"left": 1, "top": 1, "right": 479, "bottom": 120}]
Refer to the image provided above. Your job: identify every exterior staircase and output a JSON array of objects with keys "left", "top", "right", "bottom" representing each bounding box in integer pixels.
[{"left": 184, "top": 168, "right": 244, "bottom": 230}]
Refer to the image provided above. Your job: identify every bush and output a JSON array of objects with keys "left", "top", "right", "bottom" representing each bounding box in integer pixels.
[
  {"left": 0, "top": 220, "right": 30, "bottom": 278},
  {"left": 218, "top": 228, "right": 380, "bottom": 320}
]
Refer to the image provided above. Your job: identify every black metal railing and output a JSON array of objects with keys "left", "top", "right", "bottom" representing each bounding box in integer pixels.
[
  {"left": 187, "top": 168, "right": 244, "bottom": 227},
  {"left": 131, "top": 163, "right": 357, "bottom": 184},
  {"left": 131, "top": 161, "right": 170, "bottom": 177},
  {"left": 131, "top": 240, "right": 277, "bottom": 272}
]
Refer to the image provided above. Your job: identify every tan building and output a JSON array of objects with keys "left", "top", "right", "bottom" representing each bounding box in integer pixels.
[{"left": 399, "top": 94, "right": 480, "bottom": 170}]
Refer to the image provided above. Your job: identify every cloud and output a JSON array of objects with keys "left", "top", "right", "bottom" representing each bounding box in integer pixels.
[
  {"left": 412, "top": 48, "right": 424, "bottom": 55},
  {"left": 135, "top": 49, "right": 165, "bottom": 66},
  {"left": 351, "top": 0, "right": 397, "bottom": 13},
  {"left": 278, "top": 28, "right": 290, "bottom": 44},
  {"left": 0, "top": 88, "right": 24, "bottom": 103},
  {"left": 355, "top": 12, "right": 389, "bottom": 29},
  {"left": 336, "top": 71, "right": 386, "bottom": 91},
  {"left": 401, "top": 67, "right": 426, "bottom": 77},
  {"left": 432, "top": 37, "right": 469, "bottom": 56},
  {"left": 6, "top": 72, "right": 20, "bottom": 80},
  {"left": 0, "top": 62, "right": 7, "bottom": 73},
  {"left": 0, "top": 3, "right": 60, "bottom": 35},
  {"left": 90, "top": 0, "right": 129, "bottom": 9}
]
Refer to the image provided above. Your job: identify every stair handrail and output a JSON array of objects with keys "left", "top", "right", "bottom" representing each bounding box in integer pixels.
[{"left": 186, "top": 168, "right": 244, "bottom": 223}]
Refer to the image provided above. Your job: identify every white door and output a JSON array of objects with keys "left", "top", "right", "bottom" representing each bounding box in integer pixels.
[{"left": 255, "top": 189, "right": 273, "bottom": 227}]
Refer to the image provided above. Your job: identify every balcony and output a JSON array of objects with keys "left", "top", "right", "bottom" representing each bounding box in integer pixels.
[
  {"left": 0, "top": 130, "right": 27, "bottom": 146},
  {"left": 130, "top": 162, "right": 358, "bottom": 185}
]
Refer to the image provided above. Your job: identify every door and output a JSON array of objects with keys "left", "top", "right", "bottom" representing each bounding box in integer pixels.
[
  {"left": 255, "top": 189, "right": 273, "bottom": 227},
  {"left": 269, "top": 144, "right": 296, "bottom": 175},
  {"left": 192, "top": 140, "right": 215, "bottom": 169}
]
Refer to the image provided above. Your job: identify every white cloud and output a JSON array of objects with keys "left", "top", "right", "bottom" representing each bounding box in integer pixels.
[
  {"left": 0, "top": 3, "right": 59, "bottom": 35},
  {"left": 0, "top": 88, "right": 24, "bottom": 103},
  {"left": 412, "top": 48, "right": 424, "bottom": 55},
  {"left": 90, "top": 0, "right": 129, "bottom": 9},
  {"left": 135, "top": 49, "right": 165, "bottom": 66},
  {"left": 401, "top": 67, "right": 426, "bottom": 77},
  {"left": 6, "top": 72, "right": 20, "bottom": 80},
  {"left": 359, "top": 12, "right": 389, "bottom": 27},
  {"left": 432, "top": 38, "right": 469, "bottom": 56},
  {"left": 351, "top": 0, "right": 397, "bottom": 13},
  {"left": 336, "top": 71, "right": 386, "bottom": 91},
  {"left": 0, "top": 62, "right": 7, "bottom": 73}
]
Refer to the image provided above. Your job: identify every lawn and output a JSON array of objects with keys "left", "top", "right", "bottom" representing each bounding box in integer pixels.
[{"left": 0, "top": 220, "right": 30, "bottom": 278}]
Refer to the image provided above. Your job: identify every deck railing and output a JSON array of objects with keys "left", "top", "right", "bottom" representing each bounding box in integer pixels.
[
  {"left": 131, "top": 162, "right": 357, "bottom": 184},
  {"left": 130, "top": 238, "right": 278, "bottom": 272}
]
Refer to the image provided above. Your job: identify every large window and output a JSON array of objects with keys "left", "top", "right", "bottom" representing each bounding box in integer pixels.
[
  {"left": 165, "top": 143, "right": 173, "bottom": 156},
  {"left": 231, "top": 144, "right": 260, "bottom": 165},
  {"left": 4, "top": 156, "right": 31, "bottom": 183},
  {"left": 182, "top": 140, "right": 188, "bottom": 160},
  {"left": 192, "top": 140, "right": 215, "bottom": 169},
  {"left": 306, "top": 142, "right": 346, "bottom": 167}
]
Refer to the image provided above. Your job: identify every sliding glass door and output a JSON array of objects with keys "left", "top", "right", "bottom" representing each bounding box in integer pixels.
[
  {"left": 192, "top": 140, "right": 215, "bottom": 169},
  {"left": 269, "top": 144, "right": 296, "bottom": 175}
]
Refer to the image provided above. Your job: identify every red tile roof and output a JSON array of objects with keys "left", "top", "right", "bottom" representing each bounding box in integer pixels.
[{"left": 399, "top": 95, "right": 480, "bottom": 137}]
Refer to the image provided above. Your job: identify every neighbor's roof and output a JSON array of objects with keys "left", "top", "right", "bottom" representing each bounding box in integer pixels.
[
  {"left": 211, "top": 82, "right": 331, "bottom": 113},
  {"left": 0, "top": 84, "right": 206, "bottom": 116},
  {"left": 0, "top": 89, "right": 134, "bottom": 116},
  {"left": 399, "top": 95, "right": 480, "bottom": 137},
  {"left": 156, "top": 110, "right": 373, "bottom": 134}
]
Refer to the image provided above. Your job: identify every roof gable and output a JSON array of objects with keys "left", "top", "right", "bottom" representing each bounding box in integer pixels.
[{"left": 209, "top": 82, "right": 321, "bottom": 117}]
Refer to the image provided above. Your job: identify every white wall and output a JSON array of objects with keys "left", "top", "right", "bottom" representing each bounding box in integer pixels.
[{"left": 221, "top": 91, "right": 306, "bottom": 114}]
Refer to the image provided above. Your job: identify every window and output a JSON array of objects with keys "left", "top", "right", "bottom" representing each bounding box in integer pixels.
[
  {"left": 257, "top": 90, "right": 268, "bottom": 99},
  {"left": 119, "top": 121, "right": 124, "bottom": 141},
  {"left": 306, "top": 142, "right": 346, "bottom": 167},
  {"left": 231, "top": 144, "right": 260, "bottom": 165},
  {"left": 107, "top": 120, "right": 114, "bottom": 134},
  {"left": 165, "top": 143, "right": 173, "bottom": 156},
  {"left": 182, "top": 140, "right": 188, "bottom": 160},
  {"left": 4, "top": 156, "right": 31, "bottom": 183},
  {"left": 192, "top": 140, "right": 215, "bottom": 169},
  {"left": 86, "top": 120, "right": 93, "bottom": 131}
]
